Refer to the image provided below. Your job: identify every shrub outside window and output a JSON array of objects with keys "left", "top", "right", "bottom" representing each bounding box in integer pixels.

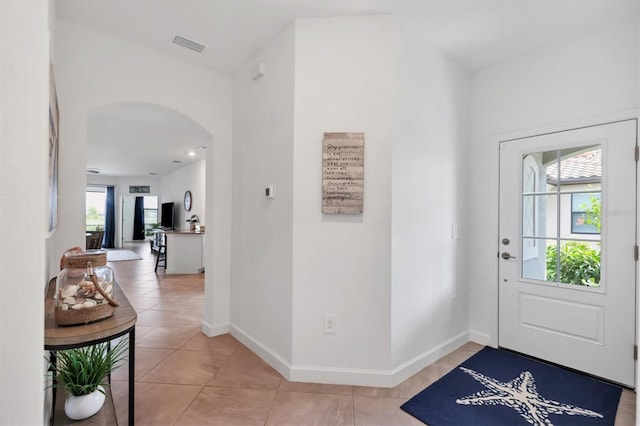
[{"left": 571, "top": 192, "right": 601, "bottom": 235}]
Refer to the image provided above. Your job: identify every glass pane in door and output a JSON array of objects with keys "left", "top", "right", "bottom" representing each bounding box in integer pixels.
[{"left": 521, "top": 146, "right": 602, "bottom": 287}]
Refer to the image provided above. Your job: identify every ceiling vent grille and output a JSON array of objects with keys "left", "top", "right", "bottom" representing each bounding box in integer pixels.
[{"left": 171, "top": 34, "right": 206, "bottom": 53}]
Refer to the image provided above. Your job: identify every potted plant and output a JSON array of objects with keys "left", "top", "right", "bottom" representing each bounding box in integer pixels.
[
  {"left": 47, "top": 339, "right": 127, "bottom": 420},
  {"left": 144, "top": 223, "right": 160, "bottom": 238},
  {"left": 186, "top": 214, "right": 200, "bottom": 231}
]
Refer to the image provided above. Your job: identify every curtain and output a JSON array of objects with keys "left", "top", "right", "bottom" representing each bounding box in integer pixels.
[
  {"left": 104, "top": 186, "right": 115, "bottom": 248},
  {"left": 133, "top": 196, "right": 145, "bottom": 240}
]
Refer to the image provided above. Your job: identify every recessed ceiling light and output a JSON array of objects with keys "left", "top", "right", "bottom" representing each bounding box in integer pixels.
[
  {"left": 87, "top": 167, "right": 101, "bottom": 174},
  {"left": 188, "top": 151, "right": 196, "bottom": 157},
  {"left": 172, "top": 160, "right": 182, "bottom": 164},
  {"left": 149, "top": 172, "right": 157, "bottom": 176}
]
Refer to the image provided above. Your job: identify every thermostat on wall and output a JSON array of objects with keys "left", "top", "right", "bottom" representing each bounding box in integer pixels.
[{"left": 265, "top": 185, "right": 275, "bottom": 199}]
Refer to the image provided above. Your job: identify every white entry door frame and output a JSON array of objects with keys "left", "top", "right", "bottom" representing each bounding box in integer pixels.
[{"left": 498, "top": 119, "right": 637, "bottom": 387}]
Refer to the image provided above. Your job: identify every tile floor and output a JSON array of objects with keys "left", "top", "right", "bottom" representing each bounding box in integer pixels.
[{"left": 108, "top": 242, "right": 636, "bottom": 425}]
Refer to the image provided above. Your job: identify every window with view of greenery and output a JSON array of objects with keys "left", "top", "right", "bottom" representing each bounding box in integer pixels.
[
  {"left": 143, "top": 196, "right": 159, "bottom": 237},
  {"left": 546, "top": 242, "right": 600, "bottom": 287},
  {"left": 524, "top": 147, "right": 602, "bottom": 288},
  {"left": 86, "top": 188, "right": 106, "bottom": 231},
  {"left": 571, "top": 192, "right": 601, "bottom": 234},
  {"left": 546, "top": 193, "right": 601, "bottom": 286}
]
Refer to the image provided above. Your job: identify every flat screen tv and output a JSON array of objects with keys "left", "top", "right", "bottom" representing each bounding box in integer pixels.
[{"left": 160, "top": 202, "right": 175, "bottom": 229}]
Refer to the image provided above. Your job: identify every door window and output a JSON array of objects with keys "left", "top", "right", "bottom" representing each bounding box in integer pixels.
[{"left": 521, "top": 146, "right": 602, "bottom": 288}]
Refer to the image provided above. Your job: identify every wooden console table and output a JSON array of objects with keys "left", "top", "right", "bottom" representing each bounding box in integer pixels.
[{"left": 45, "top": 278, "right": 137, "bottom": 425}]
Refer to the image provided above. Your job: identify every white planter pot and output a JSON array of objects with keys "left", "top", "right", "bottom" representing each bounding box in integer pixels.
[{"left": 64, "top": 385, "right": 106, "bottom": 420}]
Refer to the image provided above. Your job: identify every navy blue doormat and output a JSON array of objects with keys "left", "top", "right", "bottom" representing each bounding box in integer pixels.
[{"left": 401, "top": 347, "right": 622, "bottom": 426}]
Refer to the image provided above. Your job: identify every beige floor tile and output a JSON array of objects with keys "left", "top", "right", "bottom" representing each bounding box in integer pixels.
[
  {"left": 157, "top": 282, "right": 204, "bottom": 291},
  {"left": 135, "top": 308, "right": 203, "bottom": 328},
  {"left": 234, "top": 342, "right": 255, "bottom": 353},
  {"left": 147, "top": 298, "right": 204, "bottom": 313},
  {"left": 118, "top": 279, "right": 162, "bottom": 289},
  {"left": 112, "top": 347, "right": 175, "bottom": 381},
  {"left": 387, "top": 373, "right": 433, "bottom": 400},
  {"left": 208, "top": 350, "right": 283, "bottom": 390},
  {"left": 126, "top": 296, "right": 163, "bottom": 310},
  {"left": 118, "top": 286, "right": 159, "bottom": 298},
  {"left": 141, "top": 349, "right": 230, "bottom": 385},
  {"left": 144, "top": 287, "right": 205, "bottom": 298},
  {"left": 266, "top": 391, "right": 354, "bottom": 426},
  {"left": 615, "top": 388, "right": 637, "bottom": 426},
  {"left": 352, "top": 386, "right": 392, "bottom": 398},
  {"left": 389, "top": 363, "right": 449, "bottom": 399},
  {"left": 181, "top": 332, "right": 240, "bottom": 355},
  {"left": 354, "top": 395, "right": 423, "bottom": 426},
  {"left": 279, "top": 380, "right": 353, "bottom": 396},
  {"left": 110, "top": 380, "right": 132, "bottom": 425},
  {"left": 136, "top": 326, "right": 201, "bottom": 349},
  {"left": 112, "top": 381, "right": 203, "bottom": 426},
  {"left": 457, "top": 341, "right": 484, "bottom": 354},
  {"left": 176, "top": 386, "right": 278, "bottom": 425},
  {"left": 134, "top": 325, "right": 156, "bottom": 339},
  {"left": 436, "top": 345, "right": 482, "bottom": 367}
]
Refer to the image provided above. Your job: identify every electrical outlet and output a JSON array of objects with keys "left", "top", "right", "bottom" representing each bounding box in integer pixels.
[
  {"left": 451, "top": 225, "right": 461, "bottom": 239},
  {"left": 450, "top": 295, "right": 456, "bottom": 311},
  {"left": 324, "top": 314, "right": 336, "bottom": 334}
]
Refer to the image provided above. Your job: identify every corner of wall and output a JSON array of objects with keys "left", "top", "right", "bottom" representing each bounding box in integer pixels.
[{"left": 201, "top": 320, "right": 230, "bottom": 337}]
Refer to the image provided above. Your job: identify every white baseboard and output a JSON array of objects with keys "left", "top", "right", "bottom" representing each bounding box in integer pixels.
[
  {"left": 201, "top": 321, "right": 229, "bottom": 337},
  {"left": 389, "top": 330, "right": 470, "bottom": 387},
  {"left": 230, "top": 325, "right": 474, "bottom": 388},
  {"left": 469, "top": 330, "right": 492, "bottom": 346},
  {"left": 229, "top": 324, "right": 292, "bottom": 379},
  {"left": 290, "top": 364, "right": 393, "bottom": 387}
]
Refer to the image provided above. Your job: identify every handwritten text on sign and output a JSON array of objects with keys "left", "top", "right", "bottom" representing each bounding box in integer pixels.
[{"left": 322, "top": 132, "right": 364, "bottom": 214}]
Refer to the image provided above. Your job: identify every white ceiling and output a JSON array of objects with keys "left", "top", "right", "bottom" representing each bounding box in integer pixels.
[
  {"left": 56, "top": 0, "right": 639, "bottom": 177},
  {"left": 87, "top": 103, "right": 212, "bottom": 177}
]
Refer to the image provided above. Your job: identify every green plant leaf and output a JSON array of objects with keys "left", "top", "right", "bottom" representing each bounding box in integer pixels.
[{"left": 45, "top": 339, "right": 128, "bottom": 396}]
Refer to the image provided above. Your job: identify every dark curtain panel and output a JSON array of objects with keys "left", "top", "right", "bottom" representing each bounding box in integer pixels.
[
  {"left": 133, "top": 196, "right": 145, "bottom": 240},
  {"left": 104, "top": 186, "right": 116, "bottom": 248}
]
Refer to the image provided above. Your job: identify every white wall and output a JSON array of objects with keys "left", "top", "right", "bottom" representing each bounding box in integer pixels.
[
  {"left": 468, "top": 16, "right": 639, "bottom": 345},
  {"left": 0, "top": 1, "right": 48, "bottom": 423},
  {"left": 231, "top": 25, "right": 295, "bottom": 365},
  {"left": 231, "top": 14, "right": 470, "bottom": 386},
  {"left": 54, "top": 19, "right": 233, "bottom": 332},
  {"left": 161, "top": 160, "right": 206, "bottom": 231},
  {"left": 390, "top": 17, "right": 471, "bottom": 373},
  {"left": 291, "top": 16, "right": 393, "bottom": 379}
]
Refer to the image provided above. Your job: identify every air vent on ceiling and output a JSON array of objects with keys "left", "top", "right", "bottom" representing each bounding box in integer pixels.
[{"left": 171, "top": 33, "right": 206, "bottom": 53}]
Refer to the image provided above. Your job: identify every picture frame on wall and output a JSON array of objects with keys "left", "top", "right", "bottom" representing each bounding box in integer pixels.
[{"left": 322, "top": 132, "right": 364, "bottom": 214}]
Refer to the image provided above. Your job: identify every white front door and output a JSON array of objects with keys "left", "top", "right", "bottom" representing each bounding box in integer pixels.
[{"left": 498, "top": 120, "right": 637, "bottom": 387}]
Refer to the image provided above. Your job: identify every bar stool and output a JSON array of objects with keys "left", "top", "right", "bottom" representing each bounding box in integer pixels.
[{"left": 155, "top": 234, "right": 166, "bottom": 272}]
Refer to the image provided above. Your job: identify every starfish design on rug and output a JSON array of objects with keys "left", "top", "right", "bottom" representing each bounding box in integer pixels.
[{"left": 455, "top": 367, "right": 603, "bottom": 426}]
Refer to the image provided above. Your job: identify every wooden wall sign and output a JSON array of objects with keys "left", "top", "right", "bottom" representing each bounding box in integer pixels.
[{"left": 322, "top": 132, "right": 364, "bottom": 214}]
